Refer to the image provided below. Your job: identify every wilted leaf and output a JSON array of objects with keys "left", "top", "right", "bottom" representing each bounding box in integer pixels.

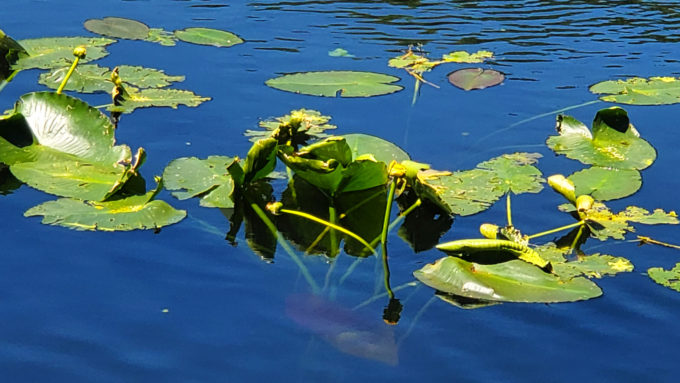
[
  {"left": 0, "top": 92, "right": 138, "bottom": 200},
  {"left": 112, "top": 88, "right": 210, "bottom": 113},
  {"left": 448, "top": 68, "right": 504, "bottom": 91},
  {"left": 414, "top": 256, "right": 602, "bottom": 303},
  {"left": 174, "top": 27, "right": 243, "bottom": 47},
  {"left": 14, "top": 37, "right": 116, "bottom": 70},
  {"left": 590, "top": 76, "right": 680, "bottom": 105},
  {"left": 247, "top": 109, "right": 337, "bottom": 143},
  {"left": 162, "top": 156, "right": 236, "bottom": 208},
  {"left": 266, "top": 71, "right": 403, "bottom": 97},
  {"left": 648, "top": 263, "right": 680, "bottom": 293},
  {"left": 84, "top": 17, "right": 150, "bottom": 40},
  {"left": 25, "top": 179, "right": 186, "bottom": 231},
  {"left": 568, "top": 166, "right": 641, "bottom": 201},
  {"left": 547, "top": 107, "right": 656, "bottom": 170}
]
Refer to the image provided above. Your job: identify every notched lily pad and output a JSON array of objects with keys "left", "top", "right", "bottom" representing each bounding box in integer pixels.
[
  {"left": 25, "top": 178, "right": 186, "bottom": 231},
  {"left": 266, "top": 71, "right": 403, "bottom": 98},
  {"left": 536, "top": 243, "right": 634, "bottom": 280},
  {"left": 174, "top": 27, "right": 244, "bottom": 47},
  {"left": 547, "top": 107, "right": 656, "bottom": 170},
  {"left": 14, "top": 37, "right": 116, "bottom": 70},
  {"left": 162, "top": 156, "right": 236, "bottom": 208},
  {"left": 246, "top": 109, "right": 337, "bottom": 144},
  {"left": 448, "top": 68, "right": 504, "bottom": 91},
  {"left": 590, "top": 76, "right": 680, "bottom": 105},
  {"left": 648, "top": 263, "right": 680, "bottom": 293},
  {"left": 414, "top": 256, "right": 602, "bottom": 303},
  {"left": 84, "top": 17, "right": 150, "bottom": 40}
]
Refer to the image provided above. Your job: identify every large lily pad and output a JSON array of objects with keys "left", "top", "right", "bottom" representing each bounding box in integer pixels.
[
  {"left": 162, "top": 156, "right": 236, "bottom": 208},
  {"left": 39, "top": 64, "right": 185, "bottom": 93},
  {"left": 648, "top": 263, "right": 680, "bottom": 293},
  {"left": 112, "top": 88, "right": 210, "bottom": 113},
  {"left": 414, "top": 256, "right": 602, "bottom": 303},
  {"left": 25, "top": 179, "right": 186, "bottom": 231},
  {"left": 568, "top": 166, "right": 641, "bottom": 201},
  {"left": 84, "top": 17, "right": 150, "bottom": 40},
  {"left": 448, "top": 68, "right": 504, "bottom": 91},
  {"left": 547, "top": 107, "right": 656, "bottom": 170},
  {"left": 590, "top": 76, "right": 680, "bottom": 105},
  {"left": 14, "top": 37, "right": 116, "bottom": 70},
  {"left": 0, "top": 92, "right": 138, "bottom": 201},
  {"left": 265, "top": 71, "right": 403, "bottom": 98},
  {"left": 174, "top": 27, "right": 244, "bottom": 47}
]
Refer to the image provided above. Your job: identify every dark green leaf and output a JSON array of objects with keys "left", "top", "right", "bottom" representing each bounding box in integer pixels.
[
  {"left": 84, "top": 17, "right": 150, "bottom": 40},
  {"left": 568, "top": 167, "right": 641, "bottom": 201},
  {"left": 162, "top": 156, "right": 236, "bottom": 208}
]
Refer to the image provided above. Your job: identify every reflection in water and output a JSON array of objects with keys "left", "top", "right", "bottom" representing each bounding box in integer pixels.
[{"left": 286, "top": 293, "right": 399, "bottom": 365}]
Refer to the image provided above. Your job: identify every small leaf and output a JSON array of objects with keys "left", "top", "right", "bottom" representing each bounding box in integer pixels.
[
  {"left": 244, "top": 138, "right": 278, "bottom": 184},
  {"left": 84, "top": 17, "right": 150, "bottom": 40},
  {"left": 113, "top": 88, "right": 211, "bottom": 113},
  {"left": 146, "top": 28, "right": 177, "bottom": 46},
  {"left": 590, "top": 76, "right": 680, "bottom": 105},
  {"left": 535, "top": 243, "right": 634, "bottom": 279},
  {"left": 448, "top": 68, "right": 504, "bottom": 90},
  {"left": 328, "top": 48, "right": 354, "bottom": 58},
  {"left": 174, "top": 27, "right": 244, "bottom": 47},
  {"left": 25, "top": 180, "right": 186, "bottom": 231},
  {"left": 568, "top": 166, "right": 641, "bottom": 201},
  {"left": 162, "top": 156, "right": 236, "bottom": 208},
  {"left": 414, "top": 257, "right": 602, "bottom": 303},
  {"left": 547, "top": 107, "right": 656, "bottom": 170},
  {"left": 266, "top": 71, "right": 403, "bottom": 97},
  {"left": 648, "top": 263, "right": 680, "bottom": 293},
  {"left": 0, "top": 29, "right": 26, "bottom": 83},
  {"left": 441, "top": 50, "right": 494, "bottom": 63},
  {"left": 14, "top": 37, "right": 116, "bottom": 70}
]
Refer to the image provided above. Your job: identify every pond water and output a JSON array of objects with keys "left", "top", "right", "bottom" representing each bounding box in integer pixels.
[{"left": 2, "top": 1, "right": 680, "bottom": 382}]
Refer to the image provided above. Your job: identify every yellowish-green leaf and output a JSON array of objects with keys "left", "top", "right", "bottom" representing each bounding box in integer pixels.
[
  {"left": 14, "top": 37, "right": 116, "bottom": 70},
  {"left": 590, "top": 76, "right": 680, "bottom": 105}
]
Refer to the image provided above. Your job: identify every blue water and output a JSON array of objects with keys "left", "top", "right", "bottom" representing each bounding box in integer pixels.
[{"left": 2, "top": 1, "right": 680, "bottom": 382}]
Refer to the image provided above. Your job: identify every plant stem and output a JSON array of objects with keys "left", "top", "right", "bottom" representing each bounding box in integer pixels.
[
  {"left": 527, "top": 220, "right": 585, "bottom": 240},
  {"left": 329, "top": 205, "right": 338, "bottom": 257},
  {"left": 279, "top": 208, "right": 376, "bottom": 255},
  {"left": 411, "top": 78, "right": 421, "bottom": 105},
  {"left": 369, "top": 198, "right": 422, "bottom": 248},
  {"left": 56, "top": 56, "right": 81, "bottom": 94},
  {"left": 569, "top": 225, "right": 585, "bottom": 253},
  {"left": 381, "top": 180, "right": 397, "bottom": 246},
  {"left": 352, "top": 281, "right": 418, "bottom": 310},
  {"left": 249, "top": 201, "right": 320, "bottom": 294},
  {"left": 506, "top": 193, "right": 513, "bottom": 227}
]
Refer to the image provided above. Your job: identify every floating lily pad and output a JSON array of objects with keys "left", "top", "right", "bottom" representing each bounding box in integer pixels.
[
  {"left": 414, "top": 256, "right": 602, "bottom": 303},
  {"left": 174, "top": 27, "right": 243, "bottom": 47},
  {"left": 39, "top": 64, "right": 185, "bottom": 93},
  {"left": 0, "top": 92, "right": 139, "bottom": 201},
  {"left": 568, "top": 166, "right": 641, "bottom": 201},
  {"left": 560, "top": 202, "right": 678, "bottom": 241},
  {"left": 112, "top": 88, "right": 211, "bottom": 113},
  {"left": 590, "top": 76, "right": 680, "bottom": 105},
  {"left": 25, "top": 179, "right": 186, "bottom": 231},
  {"left": 448, "top": 68, "right": 504, "bottom": 91},
  {"left": 547, "top": 107, "right": 656, "bottom": 170},
  {"left": 162, "top": 156, "right": 236, "bottom": 208},
  {"left": 14, "top": 37, "right": 116, "bottom": 70},
  {"left": 247, "top": 109, "right": 337, "bottom": 143},
  {"left": 84, "top": 17, "right": 150, "bottom": 40},
  {"left": 328, "top": 48, "right": 354, "bottom": 58},
  {"left": 648, "top": 263, "right": 680, "bottom": 293},
  {"left": 265, "top": 71, "right": 403, "bottom": 97},
  {"left": 441, "top": 50, "right": 494, "bottom": 63},
  {"left": 536, "top": 243, "right": 634, "bottom": 279},
  {"left": 477, "top": 152, "right": 544, "bottom": 195},
  {"left": 146, "top": 28, "right": 177, "bottom": 46}
]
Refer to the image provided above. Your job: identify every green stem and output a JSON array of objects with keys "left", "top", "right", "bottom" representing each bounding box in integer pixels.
[
  {"left": 249, "top": 201, "right": 320, "bottom": 294},
  {"left": 370, "top": 198, "right": 422, "bottom": 248},
  {"left": 279, "top": 208, "right": 376, "bottom": 255},
  {"left": 381, "top": 180, "right": 398, "bottom": 246},
  {"left": 506, "top": 193, "right": 513, "bottom": 227},
  {"left": 527, "top": 220, "right": 585, "bottom": 240},
  {"left": 56, "top": 56, "right": 81, "bottom": 94},
  {"left": 569, "top": 225, "right": 585, "bottom": 253},
  {"left": 329, "top": 205, "right": 338, "bottom": 257},
  {"left": 411, "top": 78, "right": 421, "bottom": 106}
]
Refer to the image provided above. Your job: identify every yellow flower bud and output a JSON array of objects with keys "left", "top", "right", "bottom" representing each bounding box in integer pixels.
[{"left": 73, "top": 46, "right": 87, "bottom": 59}]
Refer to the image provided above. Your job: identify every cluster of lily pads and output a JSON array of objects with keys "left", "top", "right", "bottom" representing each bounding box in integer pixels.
[{"left": 2, "top": 18, "right": 680, "bottom": 312}]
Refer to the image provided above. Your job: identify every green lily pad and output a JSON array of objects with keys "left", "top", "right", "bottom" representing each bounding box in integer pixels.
[
  {"left": 568, "top": 166, "right": 641, "bottom": 201},
  {"left": 476, "top": 152, "right": 544, "bottom": 195},
  {"left": 84, "top": 17, "right": 150, "bottom": 40},
  {"left": 25, "top": 178, "right": 186, "bottom": 231},
  {"left": 265, "top": 71, "right": 403, "bottom": 98},
  {"left": 14, "top": 37, "right": 116, "bottom": 70},
  {"left": 441, "top": 50, "right": 494, "bottom": 64},
  {"left": 414, "top": 256, "right": 602, "bottom": 303},
  {"left": 328, "top": 48, "right": 354, "bottom": 58},
  {"left": 112, "top": 88, "right": 211, "bottom": 113},
  {"left": 174, "top": 27, "right": 244, "bottom": 47},
  {"left": 162, "top": 156, "right": 236, "bottom": 208},
  {"left": 448, "top": 68, "right": 504, "bottom": 91},
  {"left": 0, "top": 92, "right": 139, "bottom": 201},
  {"left": 535, "top": 243, "right": 634, "bottom": 279},
  {"left": 146, "top": 28, "right": 177, "bottom": 46},
  {"left": 39, "top": 64, "right": 185, "bottom": 93},
  {"left": 247, "top": 109, "right": 337, "bottom": 143},
  {"left": 341, "top": 133, "right": 410, "bottom": 165},
  {"left": 546, "top": 107, "right": 656, "bottom": 170},
  {"left": 648, "top": 263, "right": 680, "bottom": 293},
  {"left": 590, "top": 76, "right": 680, "bottom": 105}
]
